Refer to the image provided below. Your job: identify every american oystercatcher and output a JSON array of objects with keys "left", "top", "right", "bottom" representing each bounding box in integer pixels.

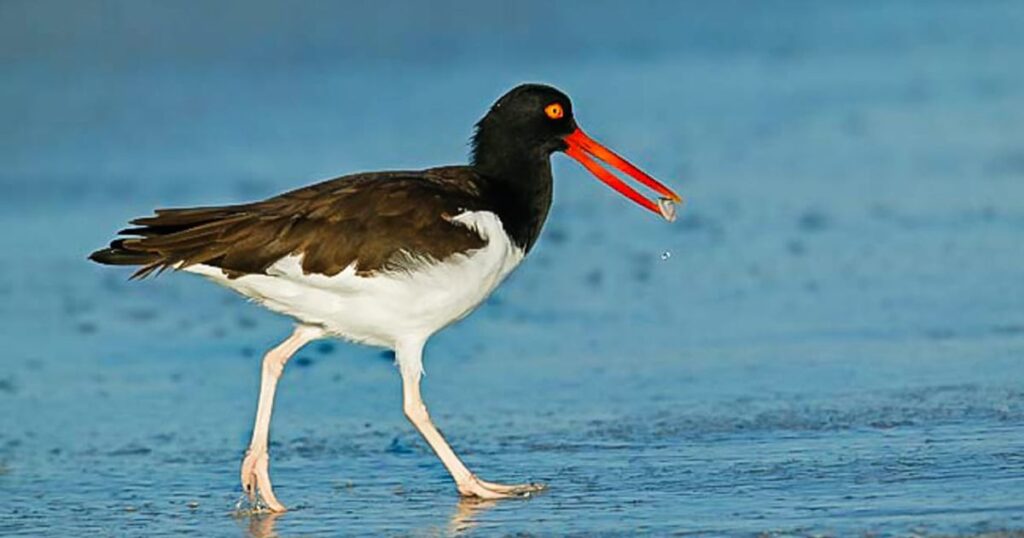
[{"left": 90, "top": 83, "right": 681, "bottom": 511}]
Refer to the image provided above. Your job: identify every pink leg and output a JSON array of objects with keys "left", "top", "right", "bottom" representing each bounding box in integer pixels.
[
  {"left": 240, "top": 325, "right": 323, "bottom": 512},
  {"left": 396, "top": 339, "right": 546, "bottom": 499}
]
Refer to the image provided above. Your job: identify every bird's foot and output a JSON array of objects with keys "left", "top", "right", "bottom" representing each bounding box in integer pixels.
[
  {"left": 457, "top": 475, "right": 546, "bottom": 499},
  {"left": 240, "top": 448, "right": 287, "bottom": 513}
]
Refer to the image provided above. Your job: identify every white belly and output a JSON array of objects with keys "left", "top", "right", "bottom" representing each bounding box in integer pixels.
[{"left": 183, "top": 211, "right": 524, "bottom": 349}]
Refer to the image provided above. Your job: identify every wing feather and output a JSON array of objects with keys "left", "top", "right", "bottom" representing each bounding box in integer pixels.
[{"left": 88, "top": 167, "right": 489, "bottom": 279}]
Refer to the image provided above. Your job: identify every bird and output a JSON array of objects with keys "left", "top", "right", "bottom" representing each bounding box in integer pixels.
[{"left": 89, "top": 83, "right": 681, "bottom": 512}]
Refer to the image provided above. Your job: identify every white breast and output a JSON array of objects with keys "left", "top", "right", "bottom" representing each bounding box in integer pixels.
[{"left": 184, "top": 210, "right": 524, "bottom": 352}]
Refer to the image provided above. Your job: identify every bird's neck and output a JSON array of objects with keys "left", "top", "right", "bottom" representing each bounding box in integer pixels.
[{"left": 471, "top": 141, "right": 553, "bottom": 253}]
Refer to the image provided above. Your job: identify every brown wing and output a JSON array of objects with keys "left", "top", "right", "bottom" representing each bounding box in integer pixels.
[{"left": 89, "top": 167, "right": 489, "bottom": 279}]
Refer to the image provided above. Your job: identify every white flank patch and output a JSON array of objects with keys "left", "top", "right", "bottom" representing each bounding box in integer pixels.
[{"left": 183, "top": 211, "right": 524, "bottom": 372}]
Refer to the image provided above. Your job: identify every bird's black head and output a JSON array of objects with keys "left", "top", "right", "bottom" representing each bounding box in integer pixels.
[
  {"left": 471, "top": 83, "right": 576, "bottom": 170},
  {"left": 471, "top": 83, "right": 681, "bottom": 222}
]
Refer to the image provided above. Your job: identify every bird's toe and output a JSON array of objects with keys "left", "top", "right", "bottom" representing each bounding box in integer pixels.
[{"left": 459, "top": 476, "right": 546, "bottom": 499}]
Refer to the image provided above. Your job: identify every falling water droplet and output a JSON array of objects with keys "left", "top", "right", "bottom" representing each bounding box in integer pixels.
[{"left": 660, "top": 251, "right": 672, "bottom": 261}]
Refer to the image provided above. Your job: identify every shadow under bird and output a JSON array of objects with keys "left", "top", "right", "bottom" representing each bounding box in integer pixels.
[{"left": 90, "top": 83, "right": 681, "bottom": 512}]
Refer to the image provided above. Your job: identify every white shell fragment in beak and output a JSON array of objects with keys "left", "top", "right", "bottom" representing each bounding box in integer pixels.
[{"left": 657, "top": 197, "right": 678, "bottom": 222}]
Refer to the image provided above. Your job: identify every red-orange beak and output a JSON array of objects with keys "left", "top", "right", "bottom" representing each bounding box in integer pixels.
[{"left": 563, "top": 127, "right": 682, "bottom": 222}]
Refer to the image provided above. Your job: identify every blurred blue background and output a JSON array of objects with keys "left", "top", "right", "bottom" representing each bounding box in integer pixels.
[{"left": 1, "top": 1, "right": 1023, "bottom": 536}]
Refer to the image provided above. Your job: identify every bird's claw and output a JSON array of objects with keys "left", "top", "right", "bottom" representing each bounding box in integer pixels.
[
  {"left": 458, "top": 475, "right": 546, "bottom": 499},
  {"left": 239, "top": 448, "right": 287, "bottom": 513}
]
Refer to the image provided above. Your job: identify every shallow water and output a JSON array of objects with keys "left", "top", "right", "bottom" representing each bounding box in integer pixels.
[{"left": 2, "top": 1, "right": 1024, "bottom": 536}]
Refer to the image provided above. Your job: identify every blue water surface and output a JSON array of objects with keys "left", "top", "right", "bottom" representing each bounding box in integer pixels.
[{"left": 1, "top": 1, "right": 1023, "bottom": 536}]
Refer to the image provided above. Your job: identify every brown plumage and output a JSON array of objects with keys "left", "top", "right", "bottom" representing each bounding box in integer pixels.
[{"left": 89, "top": 166, "right": 489, "bottom": 279}]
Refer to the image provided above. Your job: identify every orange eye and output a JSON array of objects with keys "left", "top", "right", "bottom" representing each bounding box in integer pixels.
[{"left": 544, "top": 103, "right": 564, "bottom": 120}]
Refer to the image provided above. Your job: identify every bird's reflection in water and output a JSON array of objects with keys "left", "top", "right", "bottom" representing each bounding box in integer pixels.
[
  {"left": 232, "top": 497, "right": 498, "bottom": 537},
  {"left": 447, "top": 498, "right": 498, "bottom": 536},
  {"left": 237, "top": 510, "right": 283, "bottom": 538}
]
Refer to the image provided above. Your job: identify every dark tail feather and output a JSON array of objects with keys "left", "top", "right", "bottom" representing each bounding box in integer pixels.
[
  {"left": 88, "top": 239, "right": 162, "bottom": 278},
  {"left": 89, "top": 239, "right": 151, "bottom": 264},
  {"left": 88, "top": 204, "right": 250, "bottom": 279}
]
